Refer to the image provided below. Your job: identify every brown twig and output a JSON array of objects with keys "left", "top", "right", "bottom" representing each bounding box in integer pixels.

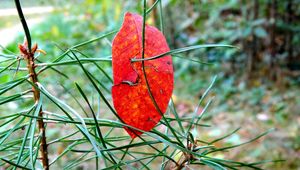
[{"left": 19, "top": 41, "right": 49, "bottom": 170}]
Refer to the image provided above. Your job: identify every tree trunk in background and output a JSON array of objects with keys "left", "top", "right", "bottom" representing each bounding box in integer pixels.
[
  {"left": 166, "top": 6, "right": 177, "bottom": 48},
  {"left": 247, "top": 0, "right": 260, "bottom": 82},
  {"left": 268, "top": 0, "right": 279, "bottom": 83},
  {"left": 286, "top": 0, "right": 295, "bottom": 68}
]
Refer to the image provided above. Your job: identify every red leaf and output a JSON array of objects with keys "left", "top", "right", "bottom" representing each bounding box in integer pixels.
[{"left": 112, "top": 12, "right": 174, "bottom": 138}]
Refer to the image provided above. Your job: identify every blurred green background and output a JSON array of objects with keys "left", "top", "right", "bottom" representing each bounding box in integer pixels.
[{"left": 0, "top": 0, "right": 299, "bottom": 169}]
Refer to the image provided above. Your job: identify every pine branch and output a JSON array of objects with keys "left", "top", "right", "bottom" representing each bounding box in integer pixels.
[{"left": 14, "top": 0, "right": 49, "bottom": 169}]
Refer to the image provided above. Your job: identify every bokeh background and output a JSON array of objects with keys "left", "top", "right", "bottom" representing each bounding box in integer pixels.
[{"left": 0, "top": 0, "right": 299, "bottom": 169}]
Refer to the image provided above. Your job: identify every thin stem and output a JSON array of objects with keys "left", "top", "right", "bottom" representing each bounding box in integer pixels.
[
  {"left": 159, "top": 0, "right": 164, "bottom": 34},
  {"left": 141, "top": 0, "right": 184, "bottom": 148},
  {"left": 132, "top": 44, "right": 236, "bottom": 62},
  {"left": 14, "top": 0, "right": 31, "bottom": 52}
]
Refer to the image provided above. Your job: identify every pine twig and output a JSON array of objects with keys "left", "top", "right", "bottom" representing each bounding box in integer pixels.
[{"left": 15, "top": 0, "right": 49, "bottom": 169}]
